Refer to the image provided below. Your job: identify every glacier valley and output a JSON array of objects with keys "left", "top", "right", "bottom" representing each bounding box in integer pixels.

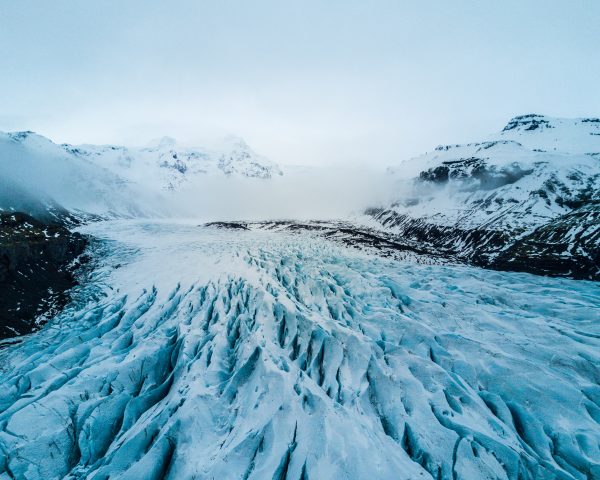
[{"left": 0, "top": 220, "right": 598, "bottom": 480}]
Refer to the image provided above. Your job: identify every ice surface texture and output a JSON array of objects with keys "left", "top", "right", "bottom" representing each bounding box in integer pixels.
[{"left": 0, "top": 221, "right": 598, "bottom": 479}]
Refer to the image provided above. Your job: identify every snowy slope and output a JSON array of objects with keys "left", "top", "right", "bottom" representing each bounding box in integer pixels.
[
  {"left": 0, "top": 131, "right": 165, "bottom": 221},
  {"left": 0, "top": 131, "right": 282, "bottom": 221},
  {"left": 369, "top": 115, "right": 600, "bottom": 279},
  {"left": 0, "top": 220, "right": 598, "bottom": 479},
  {"left": 500, "top": 114, "right": 600, "bottom": 155},
  {"left": 63, "top": 135, "right": 283, "bottom": 192},
  {"left": 385, "top": 115, "right": 600, "bottom": 230}
]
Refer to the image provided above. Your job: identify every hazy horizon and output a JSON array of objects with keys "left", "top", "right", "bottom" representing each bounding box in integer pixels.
[{"left": 1, "top": 0, "right": 599, "bottom": 166}]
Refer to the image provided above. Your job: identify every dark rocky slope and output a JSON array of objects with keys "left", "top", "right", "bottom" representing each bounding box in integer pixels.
[
  {"left": 491, "top": 203, "right": 600, "bottom": 278},
  {"left": 0, "top": 213, "right": 87, "bottom": 339},
  {"left": 366, "top": 206, "right": 600, "bottom": 280}
]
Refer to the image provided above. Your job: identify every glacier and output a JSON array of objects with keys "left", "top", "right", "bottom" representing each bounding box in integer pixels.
[{"left": 0, "top": 220, "right": 598, "bottom": 479}]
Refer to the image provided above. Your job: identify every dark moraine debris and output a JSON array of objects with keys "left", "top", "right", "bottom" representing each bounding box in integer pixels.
[
  {"left": 366, "top": 206, "right": 600, "bottom": 281},
  {"left": 490, "top": 204, "right": 600, "bottom": 280},
  {"left": 0, "top": 212, "right": 88, "bottom": 340},
  {"left": 203, "top": 221, "right": 250, "bottom": 230}
]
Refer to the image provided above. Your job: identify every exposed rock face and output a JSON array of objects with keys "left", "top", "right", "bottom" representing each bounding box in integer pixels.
[
  {"left": 502, "top": 113, "right": 555, "bottom": 132},
  {"left": 418, "top": 157, "right": 534, "bottom": 190},
  {"left": 491, "top": 204, "right": 600, "bottom": 278},
  {"left": 366, "top": 206, "right": 600, "bottom": 280},
  {"left": 0, "top": 213, "right": 87, "bottom": 339}
]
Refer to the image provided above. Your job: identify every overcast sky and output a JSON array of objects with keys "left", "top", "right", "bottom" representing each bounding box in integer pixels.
[{"left": 1, "top": 0, "right": 599, "bottom": 166}]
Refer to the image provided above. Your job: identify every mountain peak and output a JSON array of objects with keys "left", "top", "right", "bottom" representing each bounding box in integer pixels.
[
  {"left": 7, "top": 130, "right": 37, "bottom": 141},
  {"left": 219, "top": 135, "right": 250, "bottom": 151},
  {"left": 502, "top": 114, "right": 553, "bottom": 132},
  {"left": 146, "top": 136, "right": 177, "bottom": 148},
  {"left": 5, "top": 130, "right": 53, "bottom": 146},
  {"left": 497, "top": 113, "right": 600, "bottom": 154}
]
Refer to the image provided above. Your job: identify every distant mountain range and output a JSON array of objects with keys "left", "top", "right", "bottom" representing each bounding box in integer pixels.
[
  {"left": 1, "top": 115, "right": 598, "bottom": 279},
  {"left": 0, "top": 131, "right": 282, "bottom": 222},
  {"left": 62, "top": 134, "right": 282, "bottom": 191},
  {"left": 366, "top": 114, "right": 600, "bottom": 279}
]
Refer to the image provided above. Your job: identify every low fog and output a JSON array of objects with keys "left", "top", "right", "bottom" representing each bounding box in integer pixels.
[
  {"left": 165, "top": 166, "right": 398, "bottom": 222},
  {"left": 0, "top": 130, "right": 410, "bottom": 223}
]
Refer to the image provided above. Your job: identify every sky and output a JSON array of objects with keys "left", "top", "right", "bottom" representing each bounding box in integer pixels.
[{"left": 1, "top": 0, "right": 599, "bottom": 167}]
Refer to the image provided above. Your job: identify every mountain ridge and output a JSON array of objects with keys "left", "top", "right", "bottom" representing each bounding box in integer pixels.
[
  {"left": 0, "top": 130, "right": 282, "bottom": 221},
  {"left": 62, "top": 134, "right": 283, "bottom": 192},
  {"left": 366, "top": 114, "right": 600, "bottom": 279}
]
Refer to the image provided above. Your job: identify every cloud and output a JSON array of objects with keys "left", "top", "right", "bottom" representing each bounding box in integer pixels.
[
  {"left": 167, "top": 166, "right": 397, "bottom": 221},
  {"left": 1, "top": 1, "right": 599, "bottom": 169}
]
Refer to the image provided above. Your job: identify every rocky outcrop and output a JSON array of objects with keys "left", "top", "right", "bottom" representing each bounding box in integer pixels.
[
  {"left": 502, "top": 113, "right": 554, "bottom": 132},
  {"left": 0, "top": 212, "right": 87, "bottom": 339},
  {"left": 365, "top": 208, "right": 512, "bottom": 261},
  {"left": 491, "top": 204, "right": 600, "bottom": 279}
]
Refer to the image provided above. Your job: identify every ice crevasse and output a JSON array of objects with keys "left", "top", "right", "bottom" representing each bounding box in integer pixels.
[{"left": 0, "top": 221, "right": 598, "bottom": 480}]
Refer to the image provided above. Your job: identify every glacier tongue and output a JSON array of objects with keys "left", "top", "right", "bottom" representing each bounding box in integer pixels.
[{"left": 0, "top": 221, "right": 598, "bottom": 480}]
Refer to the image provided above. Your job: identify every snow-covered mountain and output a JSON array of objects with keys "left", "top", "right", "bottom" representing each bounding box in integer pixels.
[
  {"left": 367, "top": 115, "right": 600, "bottom": 279},
  {"left": 0, "top": 131, "right": 282, "bottom": 222},
  {"left": 63, "top": 135, "right": 282, "bottom": 192},
  {"left": 0, "top": 131, "right": 164, "bottom": 222}
]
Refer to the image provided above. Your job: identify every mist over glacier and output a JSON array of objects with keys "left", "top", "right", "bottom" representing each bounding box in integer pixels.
[
  {"left": 166, "top": 166, "right": 397, "bottom": 221},
  {"left": 0, "top": 130, "right": 401, "bottom": 223}
]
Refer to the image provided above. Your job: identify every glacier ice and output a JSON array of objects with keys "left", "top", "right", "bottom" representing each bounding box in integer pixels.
[{"left": 0, "top": 220, "right": 598, "bottom": 479}]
